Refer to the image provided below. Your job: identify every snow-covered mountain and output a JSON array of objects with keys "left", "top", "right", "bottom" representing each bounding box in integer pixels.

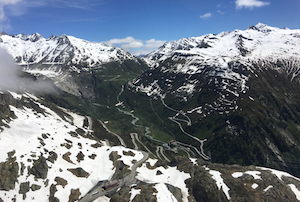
[
  {"left": 125, "top": 23, "right": 300, "bottom": 178},
  {"left": 1, "top": 89, "right": 300, "bottom": 202},
  {"left": 144, "top": 23, "right": 300, "bottom": 71},
  {"left": 0, "top": 32, "right": 148, "bottom": 100},
  {"left": 132, "top": 23, "right": 300, "bottom": 117},
  {"left": 0, "top": 32, "right": 136, "bottom": 66}
]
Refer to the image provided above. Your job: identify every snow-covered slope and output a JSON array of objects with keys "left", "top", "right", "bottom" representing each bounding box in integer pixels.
[
  {"left": 0, "top": 33, "right": 136, "bottom": 67},
  {"left": 145, "top": 23, "right": 300, "bottom": 71},
  {"left": 0, "top": 90, "right": 190, "bottom": 202},
  {"left": 1, "top": 90, "right": 300, "bottom": 202}
]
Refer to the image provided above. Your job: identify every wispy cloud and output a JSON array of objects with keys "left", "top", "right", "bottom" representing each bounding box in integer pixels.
[
  {"left": 0, "top": 0, "right": 105, "bottom": 30},
  {"left": 200, "top": 12, "right": 212, "bottom": 19},
  {"left": 107, "top": 37, "right": 166, "bottom": 56},
  {"left": 0, "top": 0, "right": 22, "bottom": 22},
  {"left": 235, "top": 0, "right": 270, "bottom": 9}
]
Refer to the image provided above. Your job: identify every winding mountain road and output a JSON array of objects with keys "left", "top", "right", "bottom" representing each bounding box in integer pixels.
[{"left": 161, "top": 98, "right": 210, "bottom": 160}]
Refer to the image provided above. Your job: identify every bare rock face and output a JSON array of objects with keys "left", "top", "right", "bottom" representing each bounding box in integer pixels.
[
  {"left": 19, "top": 182, "right": 30, "bottom": 199},
  {"left": 68, "top": 188, "right": 81, "bottom": 202},
  {"left": 30, "top": 184, "right": 41, "bottom": 191},
  {"left": 49, "top": 184, "right": 59, "bottom": 202},
  {"left": 30, "top": 155, "right": 48, "bottom": 179},
  {"left": 191, "top": 166, "right": 223, "bottom": 202},
  {"left": 67, "top": 168, "right": 89, "bottom": 178},
  {"left": 55, "top": 177, "right": 68, "bottom": 188},
  {"left": 0, "top": 151, "right": 19, "bottom": 191},
  {"left": 165, "top": 184, "right": 183, "bottom": 202}
]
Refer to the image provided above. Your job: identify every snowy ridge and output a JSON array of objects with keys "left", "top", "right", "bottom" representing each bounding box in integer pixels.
[
  {"left": 145, "top": 23, "right": 300, "bottom": 70},
  {"left": 0, "top": 33, "right": 136, "bottom": 67}
]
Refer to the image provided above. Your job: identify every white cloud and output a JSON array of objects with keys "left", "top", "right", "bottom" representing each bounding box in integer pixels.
[
  {"left": 107, "top": 36, "right": 137, "bottom": 44},
  {"left": 200, "top": 12, "right": 212, "bottom": 19},
  {"left": 144, "top": 38, "right": 166, "bottom": 49},
  {"left": 121, "top": 40, "right": 144, "bottom": 50},
  {"left": 0, "top": 0, "right": 22, "bottom": 21},
  {"left": 107, "top": 37, "right": 166, "bottom": 55},
  {"left": 236, "top": 0, "right": 270, "bottom": 9}
]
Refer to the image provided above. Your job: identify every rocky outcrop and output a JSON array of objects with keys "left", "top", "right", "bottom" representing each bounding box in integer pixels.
[
  {"left": 0, "top": 151, "right": 19, "bottom": 191},
  {"left": 55, "top": 177, "right": 68, "bottom": 188},
  {"left": 67, "top": 168, "right": 89, "bottom": 178},
  {"left": 49, "top": 184, "right": 59, "bottom": 202},
  {"left": 19, "top": 182, "right": 30, "bottom": 200},
  {"left": 68, "top": 188, "right": 81, "bottom": 202},
  {"left": 31, "top": 184, "right": 41, "bottom": 191},
  {"left": 30, "top": 155, "right": 48, "bottom": 179},
  {"left": 109, "top": 151, "right": 131, "bottom": 180}
]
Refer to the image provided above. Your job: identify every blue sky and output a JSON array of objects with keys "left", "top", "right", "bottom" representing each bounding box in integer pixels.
[{"left": 0, "top": 0, "right": 299, "bottom": 55}]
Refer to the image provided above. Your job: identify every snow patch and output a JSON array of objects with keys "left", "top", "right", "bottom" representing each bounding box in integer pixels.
[
  {"left": 263, "top": 185, "right": 273, "bottom": 192},
  {"left": 129, "top": 188, "right": 141, "bottom": 202},
  {"left": 154, "top": 183, "right": 178, "bottom": 202},
  {"left": 136, "top": 164, "right": 190, "bottom": 202},
  {"left": 251, "top": 183, "right": 259, "bottom": 189},
  {"left": 289, "top": 184, "right": 300, "bottom": 201},
  {"left": 208, "top": 169, "right": 231, "bottom": 200}
]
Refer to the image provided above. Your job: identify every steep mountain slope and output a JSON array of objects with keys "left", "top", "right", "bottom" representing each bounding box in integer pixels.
[
  {"left": 126, "top": 23, "right": 300, "bottom": 177},
  {"left": 1, "top": 88, "right": 300, "bottom": 202},
  {"left": 0, "top": 32, "right": 148, "bottom": 100}
]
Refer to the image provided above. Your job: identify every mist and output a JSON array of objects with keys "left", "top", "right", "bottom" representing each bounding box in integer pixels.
[{"left": 0, "top": 48, "right": 55, "bottom": 93}]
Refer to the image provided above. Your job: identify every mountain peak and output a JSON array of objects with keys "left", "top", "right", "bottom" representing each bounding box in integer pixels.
[
  {"left": 0, "top": 31, "right": 8, "bottom": 36},
  {"left": 0, "top": 32, "right": 138, "bottom": 66},
  {"left": 255, "top": 22, "right": 268, "bottom": 29}
]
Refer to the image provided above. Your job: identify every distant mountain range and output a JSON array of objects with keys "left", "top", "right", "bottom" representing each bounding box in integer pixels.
[
  {"left": 1, "top": 23, "right": 300, "bottom": 202},
  {"left": 0, "top": 32, "right": 136, "bottom": 66}
]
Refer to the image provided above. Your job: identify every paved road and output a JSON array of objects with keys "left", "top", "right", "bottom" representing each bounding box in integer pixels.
[
  {"left": 161, "top": 98, "right": 210, "bottom": 160},
  {"left": 79, "top": 151, "right": 149, "bottom": 202},
  {"left": 99, "top": 120, "right": 127, "bottom": 147},
  {"left": 130, "top": 133, "right": 139, "bottom": 150},
  {"left": 157, "top": 146, "right": 170, "bottom": 162}
]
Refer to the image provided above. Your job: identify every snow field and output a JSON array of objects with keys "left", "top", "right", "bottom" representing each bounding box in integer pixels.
[
  {"left": 153, "top": 183, "right": 178, "bottom": 202},
  {"left": 0, "top": 94, "right": 190, "bottom": 202},
  {"left": 136, "top": 162, "right": 191, "bottom": 202}
]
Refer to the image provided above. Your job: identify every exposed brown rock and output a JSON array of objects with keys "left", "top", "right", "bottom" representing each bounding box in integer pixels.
[
  {"left": 88, "top": 154, "right": 97, "bottom": 159},
  {"left": 55, "top": 177, "right": 68, "bottom": 188},
  {"left": 19, "top": 182, "right": 30, "bottom": 199},
  {"left": 62, "top": 152, "right": 74, "bottom": 164},
  {"left": 67, "top": 168, "right": 90, "bottom": 178},
  {"left": 76, "top": 151, "right": 85, "bottom": 162},
  {"left": 68, "top": 188, "right": 81, "bottom": 202},
  {"left": 0, "top": 150, "right": 19, "bottom": 191},
  {"left": 30, "top": 155, "right": 48, "bottom": 179}
]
